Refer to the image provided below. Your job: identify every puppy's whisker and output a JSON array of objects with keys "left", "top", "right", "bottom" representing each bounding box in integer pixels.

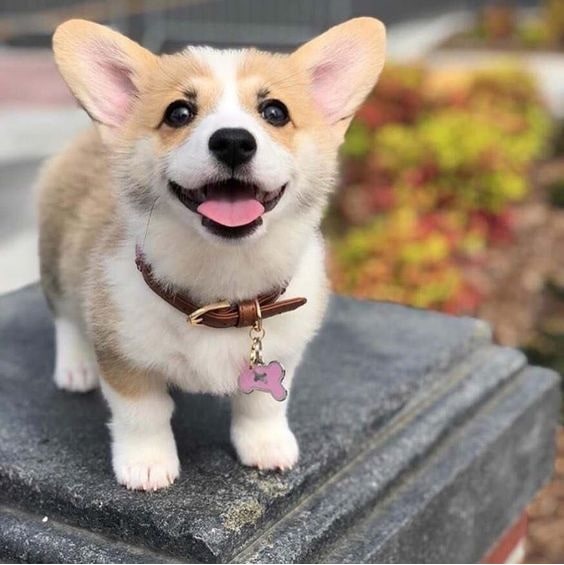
[
  {"left": 263, "top": 72, "right": 311, "bottom": 90},
  {"left": 142, "top": 196, "right": 160, "bottom": 251}
]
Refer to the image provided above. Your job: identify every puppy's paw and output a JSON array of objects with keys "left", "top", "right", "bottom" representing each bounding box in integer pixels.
[
  {"left": 54, "top": 362, "right": 99, "bottom": 393},
  {"left": 232, "top": 421, "right": 299, "bottom": 471},
  {"left": 114, "top": 459, "right": 180, "bottom": 491},
  {"left": 112, "top": 440, "right": 180, "bottom": 491}
]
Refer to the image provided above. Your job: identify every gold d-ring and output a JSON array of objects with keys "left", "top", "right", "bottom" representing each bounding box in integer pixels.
[
  {"left": 250, "top": 299, "right": 264, "bottom": 336},
  {"left": 188, "top": 300, "right": 231, "bottom": 326},
  {"left": 255, "top": 299, "right": 262, "bottom": 321}
]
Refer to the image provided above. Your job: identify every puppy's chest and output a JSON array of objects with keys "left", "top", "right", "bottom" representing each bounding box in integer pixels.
[
  {"left": 111, "top": 277, "right": 303, "bottom": 394},
  {"left": 100, "top": 236, "right": 326, "bottom": 394}
]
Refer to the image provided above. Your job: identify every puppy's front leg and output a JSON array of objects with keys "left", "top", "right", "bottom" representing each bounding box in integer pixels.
[
  {"left": 231, "top": 370, "right": 299, "bottom": 471},
  {"left": 100, "top": 370, "right": 180, "bottom": 491}
]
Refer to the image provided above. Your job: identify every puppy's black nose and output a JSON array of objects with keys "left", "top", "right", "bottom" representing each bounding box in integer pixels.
[{"left": 208, "top": 128, "right": 257, "bottom": 169}]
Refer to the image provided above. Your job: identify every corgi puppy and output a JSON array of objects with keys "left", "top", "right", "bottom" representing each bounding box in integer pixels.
[{"left": 37, "top": 18, "right": 386, "bottom": 490}]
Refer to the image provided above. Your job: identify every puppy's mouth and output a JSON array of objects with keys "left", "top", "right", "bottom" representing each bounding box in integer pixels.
[{"left": 169, "top": 179, "right": 285, "bottom": 238}]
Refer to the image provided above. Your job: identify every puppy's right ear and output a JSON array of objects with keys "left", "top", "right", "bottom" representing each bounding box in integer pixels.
[{"left": 53, "top": 19, "right": 156, "bottom": 128}]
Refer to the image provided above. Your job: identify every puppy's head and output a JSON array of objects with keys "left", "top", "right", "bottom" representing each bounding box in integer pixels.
[{"left": 53, "top": 18, "right": 385, "bottom": 243}]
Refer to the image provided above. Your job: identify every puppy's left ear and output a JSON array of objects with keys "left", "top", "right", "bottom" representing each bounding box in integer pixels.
[{"left": 291, "top": 17, "right": 386, "bottom": 139}]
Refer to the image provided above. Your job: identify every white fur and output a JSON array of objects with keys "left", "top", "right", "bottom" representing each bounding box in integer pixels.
[
  {"left": 168, "top": 48, "right": 294, "bottom": 191},
  {"left": 231, "top": 362, "right": 299, "bottom": 470},
  {"left": 46, "top": 16, "right": 386, "bottom": 490},
  {"left": 102, "top": 229, "right": 327, "bottom": 395},
  {"left": 94, "top": 224, "right": 327, "bottom": 486},
  {"left": 90, "top": 47, "right": 330, "bottom": 489},
  {"left": 94, "top": 220, "right": 326, "bottom": 486},
  {"left": 53, "top": 317, "right": 99, "bottom": 392},
  {"left": 102, "top": 381, "right": 180, "bottom": 490},
  {"left": 164, "top": 48, "right": 299, "bottom": 244}
]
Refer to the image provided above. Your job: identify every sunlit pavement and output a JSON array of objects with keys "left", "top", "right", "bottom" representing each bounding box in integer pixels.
[
  {"left": 0, "top": 47, "right": 90, "bottom": 294},
  {"left": 0, "top": 110, "right": 89, "bottom": 293}
]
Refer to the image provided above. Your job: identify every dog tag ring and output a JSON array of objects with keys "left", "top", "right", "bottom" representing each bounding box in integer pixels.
[{"left": 237, "top": 301, "right": 288, "bottom": 401}]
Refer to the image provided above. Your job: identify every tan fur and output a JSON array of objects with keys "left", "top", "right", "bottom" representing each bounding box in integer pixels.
[
  {"left": 40, "top": 18, "right": 385, "bottom": 396},
  {"left": 39, "top": 18, "right": 386, "bottom": 488},
  {"left": 236, "top": 50, "right": 325, "bottom": 151},
  {"left": 38, "top": 128, "right": 113, "bottom": 315},
  {"left": 97, "top": 347, "right": 165, "bottom": 397},
  {"left": 292, "top": 17, "right": 386, "bottom": 138}
]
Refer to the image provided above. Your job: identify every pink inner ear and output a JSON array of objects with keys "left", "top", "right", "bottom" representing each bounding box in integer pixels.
[
  {"left": 81, "top": 42, "right": 137, "bottom": 127},
  {"left": 309, "top": 40, "right": 359, "bottom": 123}
]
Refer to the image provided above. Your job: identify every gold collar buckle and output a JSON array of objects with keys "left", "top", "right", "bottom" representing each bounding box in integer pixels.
[{"left": 188, "top": 300, "right": 231, "bottom": 326}]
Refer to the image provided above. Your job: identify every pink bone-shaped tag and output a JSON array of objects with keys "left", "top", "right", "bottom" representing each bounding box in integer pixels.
[{"left": 238, "top": 361, "right": 287, "bottom": 402}]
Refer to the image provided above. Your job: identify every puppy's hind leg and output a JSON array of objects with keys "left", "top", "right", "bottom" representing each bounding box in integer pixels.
[{"left": 53, "top": 317, "right": 99, "bottom": 393}]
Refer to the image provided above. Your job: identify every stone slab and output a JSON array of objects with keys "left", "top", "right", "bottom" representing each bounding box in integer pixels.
[
  {"left": 0, "top": 505, "right": 176, "bottom": 564},
  {"left": 318, "top": 367, "right": 559, "bottom": 563},
  {"left": 0, "top": 285, "right": 559, "bottom": 563}
]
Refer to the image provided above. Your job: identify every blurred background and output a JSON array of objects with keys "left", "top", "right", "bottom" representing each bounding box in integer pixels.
[{"left": 0, "top": 0, "right": 563, "bottom": 561}]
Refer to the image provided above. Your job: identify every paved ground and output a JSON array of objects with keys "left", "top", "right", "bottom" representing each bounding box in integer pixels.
[
  {"left": 0, "top": 49, "right": 88, "bottom": 293},
  {"left": 0, "top": 160, "right": 42, "bottom": 293}
]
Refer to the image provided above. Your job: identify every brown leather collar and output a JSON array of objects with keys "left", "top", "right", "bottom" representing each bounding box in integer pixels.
[{"left": 135, "top": 248, "right": 307, "bottom": 329}]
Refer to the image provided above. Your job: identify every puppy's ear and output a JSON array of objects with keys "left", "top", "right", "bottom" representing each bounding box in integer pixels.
[
  {"left": 291, "top": 17, "right": 386, "bottom": 138},
  {"left": 53, "top": 19, "right": 156, "bottom": 129}
]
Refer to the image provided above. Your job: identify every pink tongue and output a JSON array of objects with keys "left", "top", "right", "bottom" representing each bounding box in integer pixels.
[{"left": 197, "top": 199, "right": 265, "bottom": 227}]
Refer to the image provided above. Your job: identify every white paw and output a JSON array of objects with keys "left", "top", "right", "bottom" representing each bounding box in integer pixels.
[
  {"left": 112, "top": 437, "right": 180, "bottom": 491},
  {"left": 232, "top": 421, "right": 299, "bottom": 471},
  {"left": 54, "top": 362, "right": 99, "bottom": 393},
  {"left": 114, "top": 458, "right": 180, "bottom": 491}
]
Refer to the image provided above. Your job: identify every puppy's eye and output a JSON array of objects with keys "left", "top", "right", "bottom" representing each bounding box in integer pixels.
[
  {"left": 163, "top": 100, "right": 196, "bottom": 128},
  {"left": 259, "top": 99, "right": 290, "bottom": 127}
]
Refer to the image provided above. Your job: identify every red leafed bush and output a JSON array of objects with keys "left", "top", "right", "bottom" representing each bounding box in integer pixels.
[{"left": 328, "top": 64, "right": 551, "bottom": 314}]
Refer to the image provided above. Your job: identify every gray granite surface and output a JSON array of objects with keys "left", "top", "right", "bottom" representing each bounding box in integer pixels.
[{"left": 0, "top": 285, "right": 559, "bottom": 563}]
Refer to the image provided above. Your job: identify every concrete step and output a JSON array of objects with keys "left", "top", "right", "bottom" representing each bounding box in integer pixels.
[{"left": 0, "top": 286, "right": 559, "bottom": 563}]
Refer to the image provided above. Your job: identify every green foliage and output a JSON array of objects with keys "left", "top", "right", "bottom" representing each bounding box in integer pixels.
[
  {"left": 373, "top": 105, "right": 546, "bottom": 212},
  {"left": 330, "top": 64, "right": 551, "bottom": 314},
  {"left": 518, "top": 19, "right": 551, "bottom": 48},
  {"left": 548, "top": 179, "right": 564, "bottom": 208},
  {"left": 330, "top": 208, "right": 483, "bottom": 312}
]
